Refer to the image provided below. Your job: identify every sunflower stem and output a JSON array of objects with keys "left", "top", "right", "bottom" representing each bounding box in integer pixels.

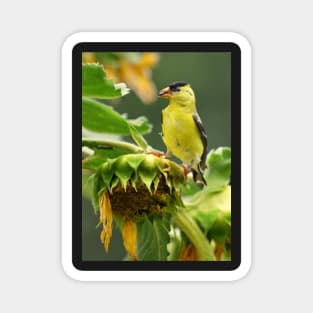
[
  {"left": 82, "top": 137, "right": 144, "bottom": 153},
  {"left": 172, "top": 207, "right": 216, "bottom": 261}
]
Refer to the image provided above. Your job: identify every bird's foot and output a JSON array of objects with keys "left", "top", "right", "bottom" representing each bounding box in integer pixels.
[{"left": 182, "top": 165, "right": 191, "bottom": 177}]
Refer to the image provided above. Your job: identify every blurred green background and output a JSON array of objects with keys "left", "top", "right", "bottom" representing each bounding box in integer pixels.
[{"left": 82, "top": 52, "right": 231, "bottom": 260}]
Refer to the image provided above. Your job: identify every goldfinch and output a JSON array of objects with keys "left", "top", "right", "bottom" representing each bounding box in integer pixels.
[{"left": 159, "top": 81, "right": 208, "bottom": 184}]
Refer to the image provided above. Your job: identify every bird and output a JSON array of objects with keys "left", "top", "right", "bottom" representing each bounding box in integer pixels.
[{"left": 159, "top": 81, "right": 208, "bottom": 184}]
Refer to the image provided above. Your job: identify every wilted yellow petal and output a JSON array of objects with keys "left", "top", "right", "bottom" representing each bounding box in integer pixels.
[
  {"left": 122, "top": 220, "right": 137, "bottom": 260},
  {"left": 119, "top": 60, "right": 157, "bottom": 104},
  {"left": 82, "top": 52, "right": 96, "bottom": 63},
  {"left": 214, "top": 243, "right": 224, "bottom": 261},
  {"left": 99, "top": 192, "right": 113, "bottom": 252},
  {"left": 138, "top": 53, "right": 159, "bottom": 68},
  {"left": 179, "top": 244, "right": 198, "bottom": 261},
  {"left": 102, "top": 66, "right": 117, "bottom": 80}
]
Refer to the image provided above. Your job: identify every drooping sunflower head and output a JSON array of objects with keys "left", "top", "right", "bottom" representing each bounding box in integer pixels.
[{"left": 92, "top": 153, "right": 185, "bottom": 256}]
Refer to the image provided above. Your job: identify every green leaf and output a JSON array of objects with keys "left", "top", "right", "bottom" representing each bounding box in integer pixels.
[
  {"left": 186, "top": 148, "right": 231, "bottom": 208},
  {"left": 136, "top": 215, "right": 170, "bottom": 260},
  {"left": 189, "top": 186, "right": 231, "bottom": 244},
  {"left": 82, "top": 63, "right": 125, "bottom": 99},
  {"left": 82, "top": 97, "right": 129, "bottom": 134},
  {"left": 204, "top": 147, "right": 231, "bottom": 192},
  {"left": 82, "top": 148, "right": 130, "bottom": 171},
  {"left": 184, "top": 147, "right": 231, "bottom": 244},
  {"left": 188, "top": 185, "right": 231, "bottom": 217},
  {"left": 207, "top": 212, "right": 231, "bottom": 244},
  {"left": 82, "top": 97, "right": 151, "bottom": 135},
  {"left": 180, "top": 178, "right": 201, "bottom": 197},
  {"left": 128, "top": 124, "right": 149, "bottom": 150},
  {"left": 192, "top": 207, "right": 220, "bottom": 233},
  {"left": 206, "top": 185, "right": 231, "bottom": 213},
  {"left": 128, "top": 116, "right": 152, "bottom": 136}
]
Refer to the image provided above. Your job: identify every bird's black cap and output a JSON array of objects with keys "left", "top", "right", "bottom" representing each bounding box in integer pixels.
[{"left": 169, "top": 81, "right": 188, "bottom": 91}]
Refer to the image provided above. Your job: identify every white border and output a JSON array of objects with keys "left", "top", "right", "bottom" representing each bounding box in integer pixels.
[{"left": 61, "top": 32, "right": 251, "bottom": 281}]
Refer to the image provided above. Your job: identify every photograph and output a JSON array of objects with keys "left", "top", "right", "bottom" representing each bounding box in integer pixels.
[{"left": 81, "top": 50, "right": 232, "bottom": 262}]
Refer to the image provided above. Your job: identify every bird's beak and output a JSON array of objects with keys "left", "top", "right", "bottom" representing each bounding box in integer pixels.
[{"left": 158, "top": 87, "right": 172, "bottom": 98}]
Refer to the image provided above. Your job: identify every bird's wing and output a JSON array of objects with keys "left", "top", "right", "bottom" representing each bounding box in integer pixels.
[
  {"left": 192, "top": 114, "right": 208, "bottom": 170},
  {"left": 161, "top": 110, "right": 163, "bottom": 136}
]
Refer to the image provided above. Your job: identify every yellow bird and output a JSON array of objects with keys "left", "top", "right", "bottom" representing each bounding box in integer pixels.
[{"left": 159, "top": 81, "right": 208, "bottom": 184}]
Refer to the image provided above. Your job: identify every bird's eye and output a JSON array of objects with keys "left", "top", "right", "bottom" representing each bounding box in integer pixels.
[{"left": 169, "top": 86, "right": 181, "bottom": 92}]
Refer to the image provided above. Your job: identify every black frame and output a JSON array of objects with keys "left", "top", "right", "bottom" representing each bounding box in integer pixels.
[{"left": 73, "top": 42, "right": 241, "bottom": 271}]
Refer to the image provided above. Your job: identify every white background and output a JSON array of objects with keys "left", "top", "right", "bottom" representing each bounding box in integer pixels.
[{"left": 1, "top": 0, "right": 312, "bottom": 312}]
